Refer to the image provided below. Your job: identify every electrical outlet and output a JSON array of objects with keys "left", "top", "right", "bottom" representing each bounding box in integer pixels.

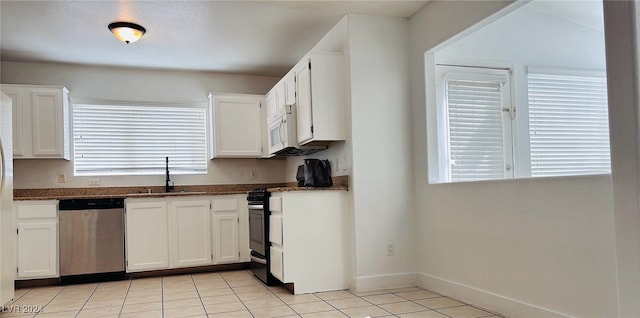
[
  {"left": 88, "top": 178, "right": 100, "bottom": 186},
  {"left": 386, "top": 241, "right": 395, "bottom": 256},
  {"left": 58, "top": 172, "right": 67, "bottom": 183},
  {"left": 249, "top": 169, "right": 258, "bottom": 180}
]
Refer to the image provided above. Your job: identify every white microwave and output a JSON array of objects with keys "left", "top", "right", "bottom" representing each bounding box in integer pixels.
[{"left": 267, "top": 104, "right": 326, "bottom": 156}]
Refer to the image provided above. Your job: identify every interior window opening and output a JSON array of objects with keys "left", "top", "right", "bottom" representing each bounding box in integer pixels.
[{"left": 426, "top": 0, "right": 608, "bottom": 184}]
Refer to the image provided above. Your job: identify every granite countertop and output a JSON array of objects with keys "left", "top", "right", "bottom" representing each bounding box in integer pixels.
[
  {"left": 14, "top": 176, "right": 349, "bottom": 201},
  {"left": 14, "top": 184, "right": 284, "bottom": 201},
  {"left": 266, "top": 186, "right": 349, "bottom": 192}
]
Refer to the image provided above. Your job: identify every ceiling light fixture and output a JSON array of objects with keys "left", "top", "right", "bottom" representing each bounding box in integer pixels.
[{"left": 108, "top": 22, "right": 146, "bottom": 44}]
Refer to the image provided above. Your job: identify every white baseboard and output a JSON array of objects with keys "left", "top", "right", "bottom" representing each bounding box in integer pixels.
[
  {"left": 416, "top": 272, "right": 571, "bottom": 318},
  {"left": 351, "top": 272, "right": 417, "bottom": 292}
]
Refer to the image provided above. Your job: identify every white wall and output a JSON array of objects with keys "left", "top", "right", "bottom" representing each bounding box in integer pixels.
[
  {"left": 1, "top": 61, "right": 287, "bottom": 188},
  {"left": 347, "top": 15, "right": 415, "bottom": 290},
  {"left": 602, "top": 1, "right": 640, "bottom": 316},
  {"left": 410, "top": 1, "right": 618, "bottom": 317}
]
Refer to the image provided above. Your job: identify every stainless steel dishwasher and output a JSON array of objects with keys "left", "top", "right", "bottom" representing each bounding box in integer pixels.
[{"left": 58, "top": 198, "right": 125, "bottom": 280}]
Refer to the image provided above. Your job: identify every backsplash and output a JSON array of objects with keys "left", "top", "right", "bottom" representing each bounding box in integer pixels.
[
  {"left": 13, "top": 158, "right": 287, "bottom": 189},
  {"left": 284, "top": 141, "right": 350, "bottom": 183}
]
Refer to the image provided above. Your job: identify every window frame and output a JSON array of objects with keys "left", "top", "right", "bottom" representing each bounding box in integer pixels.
[
  {"left": 71, "top": 101, "right": 209, "bottom": 177},
  {"left": 435, "top": 65, "right": 515, "bottom": 183},
  {"left": 428, "top": 63, "right": 610, "bottom": 184},
  {"left": 526, "top": 66, "right": 610, "bottom": 177}
]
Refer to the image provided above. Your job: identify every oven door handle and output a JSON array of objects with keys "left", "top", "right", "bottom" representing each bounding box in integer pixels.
[
  {"left": 250, "top": 254, "right": 267, "bottom": 265},
  {"left": 248, "top": 205, "right": 264, "bottom": 210}
]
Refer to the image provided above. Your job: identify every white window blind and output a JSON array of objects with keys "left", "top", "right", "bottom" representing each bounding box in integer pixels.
[
  {"left": 528, "top": 71, "right": 610, "bottom": 177},
  {"left": 445, "top": 75, "right": 512, "bottom": 182},
  {"left": 73, "top": 103, "right": 208, "bottom": 176}
]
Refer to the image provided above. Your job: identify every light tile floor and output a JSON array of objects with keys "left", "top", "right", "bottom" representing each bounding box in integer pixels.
[{"left": 0, "top": 270, "right": 506, "bottom": 318}]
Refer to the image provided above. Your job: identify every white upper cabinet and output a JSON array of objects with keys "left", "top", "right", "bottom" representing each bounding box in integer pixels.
[
  {"left": 266, "top": 85, "right": 280, "bottom": 123},
  {"left": 283, "top": 71, "right": 296, "bottom": 107},
  {"left": 294, "top": 53, "right": 347, "bottom": 145},
  {"left": 209, "top": 93, "right": 265, "bottom": 158},
  {"left": 1, "top": 85, "right": 70, "bottom": 159}
]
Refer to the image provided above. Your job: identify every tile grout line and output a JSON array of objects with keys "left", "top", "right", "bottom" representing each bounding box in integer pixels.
[
  {"left": 71, "top": 282, "right": 94, "bottom": 318},
  {"left": 32, "top": 285, "right": 73, "bottom": 317},
  {"left": 219, "top": 271, "right": 257, "bottom": 318},
  {"left": 189, "top": 274, "right": 209, "bottom": 317},
  {"left": 161, "top": 276, "right": 165, "bottom": 318},
  {"left": 117, "top": 278, "right": 133, "bottom": 317}
]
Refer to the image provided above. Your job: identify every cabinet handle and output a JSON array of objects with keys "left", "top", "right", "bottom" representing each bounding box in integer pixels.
[
  {"left": 279, "top": 119, "right": 286, "bottom": 145},
  {"left": 250, "top": 254, "right": 267, "bottom": 265}
]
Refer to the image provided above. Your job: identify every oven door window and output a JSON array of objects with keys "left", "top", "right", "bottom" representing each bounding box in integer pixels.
[{"left": 248, "top": 207, "right": 266, "bottom": 256}]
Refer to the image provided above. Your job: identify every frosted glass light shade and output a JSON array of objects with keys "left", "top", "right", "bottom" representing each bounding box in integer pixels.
[{"left": 108, "top": 22, "right": 146, "bottom": 44}]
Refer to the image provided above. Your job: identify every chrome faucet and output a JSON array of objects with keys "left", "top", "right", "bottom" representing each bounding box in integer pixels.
[{"left": 165, "top": 156, "right": 174, "bottom": 192}]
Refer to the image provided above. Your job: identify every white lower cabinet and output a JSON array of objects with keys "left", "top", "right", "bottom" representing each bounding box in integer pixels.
[
  {"left": 15, "top": 201, "right": 58, "bottom": 279},
  {"left": 268, "top": 190, "right": 348, "bottom": 294},
  {"left": 269, "top": 246, "right": 284, "bottom": 282},
  {"left": 211, "top": 196, "right": 247, "bottom": 264},
  {"left": 125, "top": 201, "right": 170, "bottom": 272},
  {"left": 126, "top": 195, "right": 247, "bottom": 273},
  {"left": 170, "top": 200, "right": 212, "bottom": 268},
  {"left": 212, "top": 214, "right": 239, "bottom": 263}
]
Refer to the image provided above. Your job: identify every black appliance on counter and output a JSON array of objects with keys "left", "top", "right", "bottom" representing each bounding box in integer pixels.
[{"left": 247, "top": 189, "right": 277, "bottom": 285}]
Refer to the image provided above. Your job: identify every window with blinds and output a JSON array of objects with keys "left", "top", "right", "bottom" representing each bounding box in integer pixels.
[
  {"left": 528, "top": 71, "right": 610, "bottom": 177},
  {"left": 73, "top": 103, "right": 208, "bottom": 176},
  {"left": 444, "top": 70, "right": 513, "bottom": 182}
]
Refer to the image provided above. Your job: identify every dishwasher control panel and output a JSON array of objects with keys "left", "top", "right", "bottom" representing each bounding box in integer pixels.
[{"left": 59, "top": 198, "right": 124, "bottom": 210}]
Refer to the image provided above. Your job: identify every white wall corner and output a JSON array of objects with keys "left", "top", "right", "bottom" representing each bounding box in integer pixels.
[
  {"left": 351, "top": 272, "right": 417, "bottom": 292},
  {"left": 416, "top": 273, "right": 572, "bottom": 318},
  {"left": 603, "top": 1, "right": 640, "bottom": 317}
]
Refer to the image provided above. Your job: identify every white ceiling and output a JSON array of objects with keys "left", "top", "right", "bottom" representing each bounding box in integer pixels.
[
  {"left": 526, "top": 0, "right": 604, "bottom": 32},
  {"left": 0, "top": 1, "right": 429, "bottom": 77}
]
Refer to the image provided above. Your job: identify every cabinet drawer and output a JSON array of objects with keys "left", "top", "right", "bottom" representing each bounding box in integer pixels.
[
  {"left": 270, "top": 246, "right": 284, "bottom": 282},
  {"left": 269, "top": 214, "right": 283, "bottom": 245},
  {"left": 212, "top": 198, "right": 237, "bottom": 212},
  {"left": 17, "top": 204, "right": 57, "bottom": 219},
  {"left": 269, "top": 197, "right": 282, "bottom": 212}
]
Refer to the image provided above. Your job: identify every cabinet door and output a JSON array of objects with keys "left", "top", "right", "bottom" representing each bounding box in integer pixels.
[
  {"left": 276, "top": 80, "right": 286, "bottom": 115},
  {"left": 30, "top": 89, "right": 64, "bottom": 157},
  {"left": 295, "top": 60, "right": 314, "bottom": 144},
  {"left": 283, "top": 72, "right": 296, "bottom": 107},
  {"left": 125, "top": 202, "right": 170, "bottom": 272},
  {"left": 270, "top": 246, "right": 284, "bottom": 282},
  {"left": 170, "top": 200, "right": 212, "bottom": 268},
  {"left": 269, "top": 214, "right": 283, "bottom": 246},
  {"left": 211, "top": 94, "right": 263, "bottom": 158},
  {"left": 17, "top": 222, "right": 57, "bottom": 279},
  {"left": 212, "top": 214, "right": 239, "bottom": 264},
  {"left": 1, "top": 88, "right": 24, "bottom": 157},
  {"left": 266, "top": 86, "right": 279, "bottom": 123},
  {"left": 212, "top": 198, "right": 240, "bottom": 264}
]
